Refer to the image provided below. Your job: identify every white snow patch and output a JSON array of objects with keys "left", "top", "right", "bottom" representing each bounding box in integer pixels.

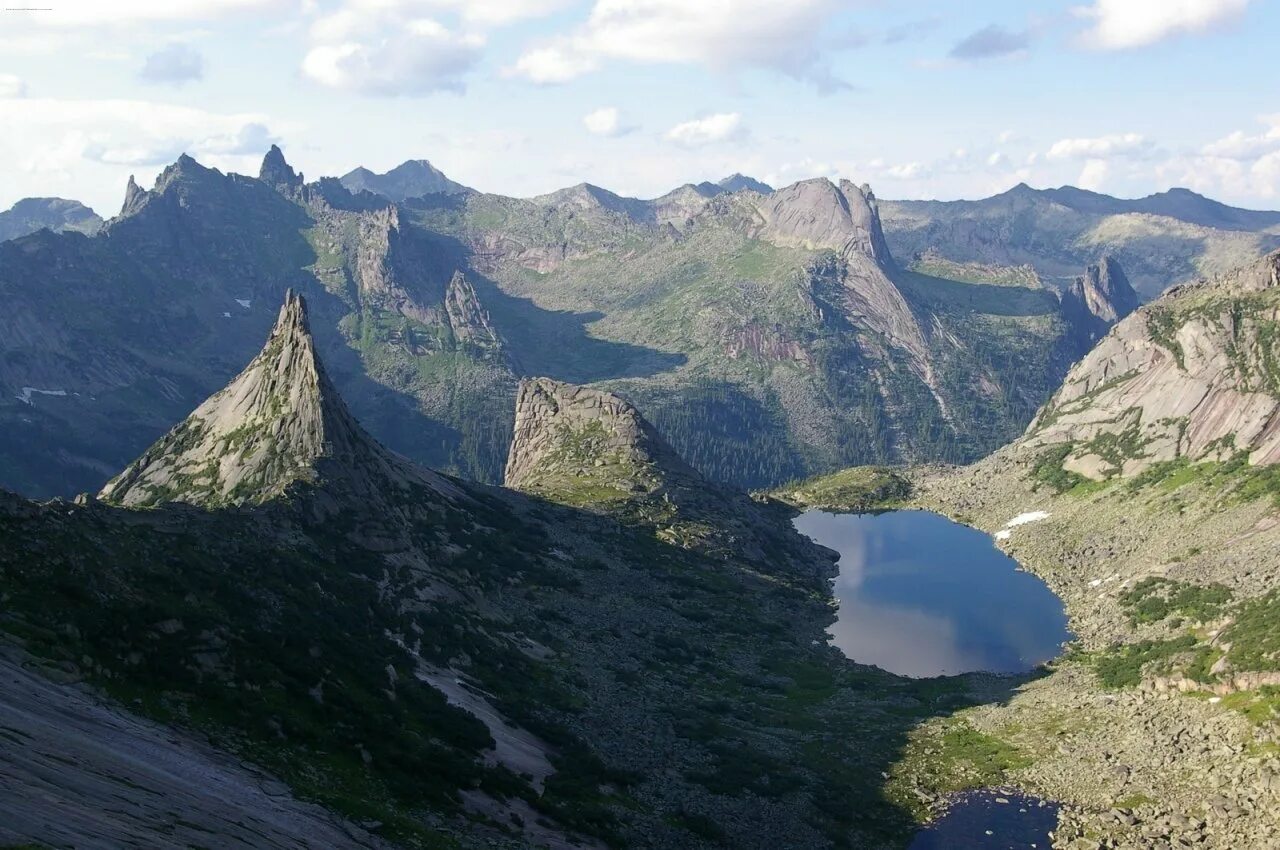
[
  {"left": 235, "top": 299, "right": 251, "bottom": 308},
  {"left": 223, "top": 311, "right": 232, "bottom": 318},
  {"left": 1089, "top": 578, "right": 1103, "bottom": 588},
  {"left": 1006, "top": 511, "right": 1050, "bottom": 528},
  {"left": 1209, "top": 696, "right": 1222, "bottom": 704},
  {"left": 15, "top": 387, "right": 68, "bottom": 405},
  {"left": 994, "top": 529, "right": 1012, "bottom": 541}
]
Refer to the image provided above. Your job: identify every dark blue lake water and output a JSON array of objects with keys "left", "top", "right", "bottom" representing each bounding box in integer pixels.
[
  {"left": 909, "top": 791, "right": 1058, "bottom": 849},
  {"left": 793, "top": 510, "right": 1070, "bottom": 677}
]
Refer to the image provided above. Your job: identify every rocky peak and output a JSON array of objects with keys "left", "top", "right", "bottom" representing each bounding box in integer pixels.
[
  {"left": 505, "top": 378, "right": 695, "bottom": 497},
  {"left": 339, "top": 159, "right": 469, "bottom": 201},
  {"left": 100, "top": 290, "right": 449, "bottom": 510},
  {"left": 754, "top": 177, "right": 894, "bottom": 266},
  {"left": 121, "top": 175, "right": 147, "bottom": 216},
  {"left": 717, "top": 173, "right": 773, "bottom": 194},
  {"left": 1061, "top": 255, "right": 1140, "bottom": 350},
  {"left": 259, "top": 144, "right": 303, "bottom": 193}
]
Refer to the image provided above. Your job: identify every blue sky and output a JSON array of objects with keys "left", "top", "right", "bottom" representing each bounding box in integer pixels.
[{"left": 1, "top": 0, "right": 1277, "bottom": 215}]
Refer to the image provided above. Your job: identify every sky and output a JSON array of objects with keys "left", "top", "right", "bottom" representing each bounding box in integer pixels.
[{"left": 2, "top": 0, "right": 1278, "bottom": 215}]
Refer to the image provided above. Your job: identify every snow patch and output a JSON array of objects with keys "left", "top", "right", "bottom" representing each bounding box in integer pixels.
[
  {"left": 993, "top": 510, "right": 1050, "bottom": 543},
  {"left": 223, "top": 311, "right": 231, "bottom": 318},
  {"left": 15, "top": 387, "right": 68, "bottom": 405},
  {"left": 1089, "top": 578, "right": 1103, "bottom": 588},
  {"left": 235, "top": 299, "right": 251, "bottom": 309}
]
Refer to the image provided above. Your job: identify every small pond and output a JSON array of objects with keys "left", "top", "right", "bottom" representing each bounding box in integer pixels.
[
  {"left": 793, "top": 509, "right": 1070, "bottom": 678},
  {"left": 908, "top": 791, "right": 1058, "bottom": 849}
]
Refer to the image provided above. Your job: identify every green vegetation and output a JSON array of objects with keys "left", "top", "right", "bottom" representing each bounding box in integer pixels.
[
  {"left": 1031, "top": 444, "right": 1089, "bottom": 494},
  {"left": 1120, "top": 578, "right": 1232, "bottom": 626},
  {"left": 1223, "top": 591, "right": 1280, "bottom": 672},
  {"left": 776, "top": 466, "right": 912, "bottom": 512},
  {"left": 1091, "top": 636, "right": 1198, "bottom": 688}
]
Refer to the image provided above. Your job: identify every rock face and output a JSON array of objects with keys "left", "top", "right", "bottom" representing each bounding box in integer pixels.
[
  {"left": 100, "top": 291, "right": 446, "bottom": 508},
  {"left": 1060, "top": 255, "right": 1140, "bottom": 352},
  {"left": 1024, "top": 250, "right": 1280, "bottom": 478},
  {"left": 505, "top": 377, "right": 694, "bottom": 494},
  {"left": 0, "top": 197, "right": 102, "bottom": 242},
  {"left": 0, "top": 652, "right": 386, "bottom": 850},
  {"left": 340, "top": 159, "right": 470, "bottom": 200},
  {"left": 259, "top": 144, "right": 304, "bottom": 194}
]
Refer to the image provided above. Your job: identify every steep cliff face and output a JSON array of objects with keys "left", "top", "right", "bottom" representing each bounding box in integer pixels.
[
  {"left": 100, "top": 292, "right": 450, "bottom": 509},
  {"left": 1024, "top": 250, "right": 1280, "bottom": 478},
  {"left": 1060, "top": 255, "right": 1140, "bottom": 353}
]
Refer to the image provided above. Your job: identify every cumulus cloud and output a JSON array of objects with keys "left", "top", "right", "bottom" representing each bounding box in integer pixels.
[
  {"left": 582, "top": 107, "right": 635, "bottom": 137},
  {"left": 302, "top": 12, "right": 483, "bottom": 95},
  {"left": 1046, "top": 133, "right": 1153, "bottom": 160},
  {"left": 139, "top": 44, "right": 204, "bottom": 84},
  {"left": 0, "top": 74, "right": 27, "bottom": 97},
  {"left": 1200, "top": 117, "right": 1280, "bottom": 160},
  {"left": 1074, "top": 0, "right": 1253, "bottom": 50},
  {"left": 4, "top": 97, "right": 278, "bottom": 173},
  {"left": 665, "top": 113, "right": 744, "bottom": 147},
  {"left": 1077, "top": 158, "right": 1110, "bottom": 190},
  {"left": 949, "top": 24, "right": 1031, "bottom": 60},
  {"left": 509, "top": 0, "right": 847, "bottom": 90}
]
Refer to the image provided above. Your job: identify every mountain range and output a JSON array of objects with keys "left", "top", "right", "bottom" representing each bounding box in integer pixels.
[
  {"left": 4, "top": 148, "right": 1280, "bottom": 849},
  {"left": 0, "top": 147, "right": 1159, "bottom": 500}
]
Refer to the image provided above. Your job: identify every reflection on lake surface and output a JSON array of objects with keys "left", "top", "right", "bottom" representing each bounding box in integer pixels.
[
  {"left": 793, "top": 510, "right": 1069, "bottom": 677},
  {"left": 909, "top": 791, "right": 1058, "bottom": 849}
]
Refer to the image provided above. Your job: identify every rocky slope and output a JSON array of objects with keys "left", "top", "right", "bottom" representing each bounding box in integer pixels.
[
  {"left": 1024, "top": 250, "right": 1280, "bottom": 479},
  {"left": 1, "top": 294, "right": 1002, "bottom": 849},
  {"left": 0, "top": 196, "right": 102, "bottom": 242},
  {"left": 881, "top": 183, "right": 1280, "bottom": 298}
]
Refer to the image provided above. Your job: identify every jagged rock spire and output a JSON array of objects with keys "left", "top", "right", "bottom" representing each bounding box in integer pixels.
[
  {"left": 100, "top": 290, "right": 450, "bottom": 509},
  {"left": 259, "top": 144, "right": 303, "bottom": 192},
  {"left": 121, "top": 175, "right": 147, "bottom": 216},
  {"left": 1061, "top": 255, "right": 1140, "bottom": 350}
]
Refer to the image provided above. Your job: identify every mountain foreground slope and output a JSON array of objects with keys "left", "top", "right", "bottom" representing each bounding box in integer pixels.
[{"left": 0, "top": 291, "right": 1005, "bottom": 849}]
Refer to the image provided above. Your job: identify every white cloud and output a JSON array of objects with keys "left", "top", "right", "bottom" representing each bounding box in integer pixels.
[
  {"left": 139, "top": 43, "right": 204, "bottom": 85},
  {"left": 1074, "top": 0, "right": 1253, "bottom": 50},
  {"left": 886, "top": 161, "right": 927, "bottom": 180},
  {"left": 302, "top": 13, "right": 483, "bottom": 95},
  {"left": 1200, "top": 118, "right": 1280, "bottom": 159},
  {"left": 1077, "top": 158, "right": 1109, "bottom": 189},
  {"left": 582, "top": 106, "right": 635, "bottom": 137},
  {"left": 0, "top": 74, "right": 27, "bottom": 98},
  {"left": 511, "top": 45, "right": 600, "bottom": 83},
  {"left": 987, "top": 151, "right": 1008, "bottom": 167},
  {"left": 508, "top": 0, "right": 846, "bottom": 89},
  {"left": 0, "top": 96, "right": 283, "bottom": 210},
  {"left": 665, "top": 113, "right": 744, "bottom": 147},
  {"left": 1046, "top": 133, "right": 1152, "bottom": 160}
]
